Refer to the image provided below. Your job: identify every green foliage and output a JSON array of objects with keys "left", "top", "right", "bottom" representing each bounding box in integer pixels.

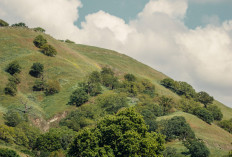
[
  {"left": 41, "top": 44, "right": 57, "bottom": 57},
  {"left": 163, "top": 147, "right": 179, "bottom": 157},
  {"left": 65, "top": 39, "right": 75, "bottom": 43},
  {"left": 4, "top": 82, "right": 17, "bottom": 96},
  {"left": 218, "top": 119, "right": 232, "bottom": 133},
  {"left": 207, "top": 105, "right": 223, "bottom": 121},
  {"left": 228, "top": 150, "right": 232, "bottom": 157},
  {"left": 0, "top": 124, "right": 15, "bottom": 143},
  {"left": 178, "top": 98, "right": 201, "bottom": 114},
  {"left": 11, "top": 22, "right": 28, "bottom": 27},
  {"left": 33, "top": 27, "right": 45, "bottom": 32},
  {"left": 124, "top": 73, "right": 136, "bottom": 82},
  {"left": 68, "top": 108, "right": 165, "bottom": 157},
  {"left": 140, "top": 109, "right": 158, "bottom": 132},
  {"left": 8, "top": 74, "right": 21, "bottom": 84},
  {"left": 33, "top": 79, "right": 46, "bottom": 91},
  {"left": 159, "top": 96, "right": 174, "bottom": 115},
  {"left": 0, "top": 19, "right": 9, "bottom": 26},
  {"left": 29, "top": 62, "right": 44, "bottom": 78},
  {"left": 122, "top": 81, "right": 139, "bottom": 96},
  {"left": 96, "top": 92, "right": 128, "bottom": 114},
  {"left": 193, "top": 107, "right": 214, "bottom": 124},
  {"left": 140, "top": 79, "right": 155, "bottom": 97},
  {"left": 3, "top": 110, "right": 25, "bottom": 127},
  {"left": 45, "top": 80, "right": 61, "bottom": 96},
  {"left": 160, "top": 116, "right": 195, "bottom": 141},
  {"left": 184, "top": 139, "right": 210, "bottom": 157},
  {"left": 79, "top": 81, "right": 102, "bottom": 96},
  {"left": 68, "top": 87, "right": 89, "bottom": 106},
  {"left": 196, "top": 91, "right": 214, "bottom": 108},
  {"left": 101, "top": 67, "right": 119, "bottom": 89},
  {"left": 60, "top": 104, "right": 102, "bottom": 131},
  {"left": 14, "top": 127, "right": 29, "bottom": 147},
  {"left": 0, "top": 148, "right": 20, "bottom": 157},
  {"left": 33, "top": 35, "right": 47, "bottom": 48},
  {"left": 6, "top": 61, "right": 21, "bottom": 75}
]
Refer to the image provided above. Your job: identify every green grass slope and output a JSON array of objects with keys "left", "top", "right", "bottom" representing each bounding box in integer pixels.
[{"left": 158, "top": 111, "right": 232, "bottom": 157}]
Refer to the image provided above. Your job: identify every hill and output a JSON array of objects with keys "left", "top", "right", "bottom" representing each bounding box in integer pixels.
[{"left": 0, "top": 27, "right": 232, "bottom": 156}]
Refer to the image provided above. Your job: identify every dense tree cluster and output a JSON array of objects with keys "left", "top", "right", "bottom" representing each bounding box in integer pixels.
[
  {"left": 33, "top": 27, "right": 45, "bottom": 32},
  {"left": 218, "top": 118, "right": 232, "bottom": 134},
  {"left": 0, "top": 19, "right": 9, "bottom": 27},
  {"left": 11, "top": 22, "right": 28, "bottom": 27},
  {"left": 29, "top": 62, "right": 44, "bottom": 78}
]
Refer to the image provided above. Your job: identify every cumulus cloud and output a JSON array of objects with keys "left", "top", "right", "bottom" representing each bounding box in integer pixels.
[{"left": 0, "top": 0, "right": 232, "bottom": 107}]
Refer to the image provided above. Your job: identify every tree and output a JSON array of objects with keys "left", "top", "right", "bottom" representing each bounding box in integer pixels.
[
  {"left": 207, "top": 105, "right": 223, "bottom": 121},
  {"left": 0, "top": 148, "right": 20, "bottom": 157},
  {"left": 196, "top": 91, "right": 214, "bottom": 108},
  {"left": 96, "top": 92, "right": 128, "bottom": 114},
  {"left": 140, "top": 79, "right": 155, "bottom": 97},
  {"left": 184, "top": 139, "right": 210, "bottom": 157},
  {"left": 218, "top": 119, "right": 232, "bottom": 133},
  {"left": 161, "top": 78, "right": 175, "bottom": 89},
  {"left": 11, "top": 22, "right": 28, "bottom": 27},
  {"left": 4, "top": 82, "right": 17, "bottom": 96},
  {"left": 41, "top": 44, "right": 57, "bottom": 56},
  {"left": 68, "top": 88, "right": 89, "bottom": 106},
  {"left": 29, "top": 62, "right": 44, "bottom": 77},
  {"left": 0, "top": 19, "right": 9, "bottom": 27},
  {"left": 8, "top": 74, "right": 21, "bottom": 84},
  {"left": 33, "top": 35, "right": 47, "bottom": 48},
  {"left": 6, "top": 61, "right": 21, "bottom": 75},
  {"left": 65, "top": 39, "right": 75, "bottom": 43},
  {"left": 178, "top": 98, "right": 201, "bottom": 114},
  {"left": 33, "top": 79, "right": 46, "bottom": 91},
  {"left": 176, "top": 81, "right": 196, "bottom": 98},
  {"left": 68, "top": 108, "right": 165, "bottom": 157},
  {"left": 33, "top": 27, "right": 45, "bottom": 32},
  {"left": 124, "top": 73, "right": 136, "bottom": 82},
  {"left": 161, "top": 116, "right": 195, "bottom": 141},
  {"left": 193, "top": 107, "right": 214, "bottom": 124},
  {"left": 45, "top": 80, "right": 61, "bottom": 96},
  {"left": 159, "top": 96, "right": 173, "bottom": 115}
]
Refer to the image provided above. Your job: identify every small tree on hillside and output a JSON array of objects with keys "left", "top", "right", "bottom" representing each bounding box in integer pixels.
[
  {"left": 124, "top": 73, "right": 136, "bottom": 82},
  {"left": 193, "top": 107, "right": 214, "bottom": 124},
  {"left": 41, "top": 44, "right": 57, "bottom": 57},
  {"left": 45, "top": 80, "right": 61, "bottom": 96},
  {"left": 4, "top": 82, "right": 17, "bottom": 96},
  {"left": 196, "top": 91, "right": 214, "bottom": 108},
  {"left": 0, "top": 148, "right": 20, "bottom": 157},
  {"left": 184, "top": 139, "right": 210, "bottom": 157},
  {"left": 33, "top": 27, "right": 45, "bottom": 33},
  {"left": 68, "top": 88, "right": 89, "bottom": 107},
  {"left": 29, "top": 62, "right": 44, "bottom": 78},
  {"left": 207, "top": 105, "right": 223, "bottom": 121},
  {"left": 33, "top": 35, "right": 47, "bottom": 48},
  {"left": 11, "top": 22, "right": 28, "bottom": 27},
  {"left": 6, "top": 61, "right": 21, "bottom": 75},
  {"left": 0, "top": 19, "right": 9, "bottom": 27}
]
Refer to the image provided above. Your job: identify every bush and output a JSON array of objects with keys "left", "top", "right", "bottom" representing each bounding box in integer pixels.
[
  {"left": 33, "top": 35, "right": 47, "bottom": 48},
  {"left": 4, "top": 82, "right": 17, "bottom": 96},
  {"left": 65, "top": 39, "right": 75, "bottom": 43},
  {"left": 161, "top": 116, "right": 195, "bottom": 141},
  {"left": 124, "top": 73, "right": 136, "bottom": 82},
  {"left": 0, "top": 124, "right": 15, "bottom": 143},
  {"left": 178, "top": 98, "right": 201, "bottom": 114},
  {"left": 184, "top": 139, "right": 210, "bottom": 157},
  {"left": 193, "top": 107, "right": 214, "bottom": 124},
  {"left": 41, "top": 44, "right": 57, "bottom": 57},
  {"left": 4, "top": 110, "right": 25, "bottom": 127},
  {"left": 45, "top": 80, "right": 61, "bottom": 96},
  {"left": 33, "top": 27, "right": 45, "bottom": 32},
  {"left": 68, "top": 88, "right": 89, "bottom": 106},
  {"left": 196, "top": 91, "right": 214, "bottom": 108},
  {"left": 218, "top": 119, "right": 232, "bottom": 133},
  {"left": 6, "top": 61, "right": 21, "bottom": 75},
  {"left": 8, "top": 74, "right": 21, "bottom": 84},
  {"left": 29, "top": 62, "right": 44, "bottom": 78},
  {"left": 207, "top": 105, "right": 223, "bottom": 121},
  {"left": 33, "top": 80, "right": 46, "bottom": 91},
  {"left": 11, "top": 22, "right": 28, "bottom": 27},
  {"left": 159, "top": 96, "right": 174, "bottom": 115},
  {"left": 0, "top": 148, "right": 20, "bottom": 157},
  {"left": 0, "top": 19, "right": 9, "bottom": 27}
]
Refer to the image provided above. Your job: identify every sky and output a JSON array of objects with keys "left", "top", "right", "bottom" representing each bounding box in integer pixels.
[{"left": 0, "top": 0, "right": 232, "bottom": 107}]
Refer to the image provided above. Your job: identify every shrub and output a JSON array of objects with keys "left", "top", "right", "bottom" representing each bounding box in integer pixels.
[
  {"left": 0, "top": 148, "right": 20, "bottom": 157},
  {"left": 29, "top": 62, "right": 44, "bottom": 77},
  {"left": 41, "top": 44, "right": 57, "bottom": 56},
  {"left": 6, "top": 61, "right": 21, "bottom": 75},
  {"left": 196, "top": 91, "right": 214, "bottom": 108},
  {"left": 0, "top": 19, "right": 9, "bottom": 27},
  {"left": 161, "top": 116, "right": 195, "bottom": 141},
  {"left": 124, "top": 73, "right": 136, "bottom": 82},
  {"left": 140, "top": 79, "right": 155, "bottom": 97},
  {"left": 184, "top": 139, "right": 210, "bottom": 157},
  {"left": 4, "top": 110, "right": 25, "bottom": 127},
  {"left": 45, "top": 80, "right": 61, "bottom": 95},
  {"left": 0, "top": 124, "right": 15, "bottom": 143},
  {"left": 178, "top": 98, "right": 201, "bottom": 114},
  {"left": 4, "top": 82, "right": 17, "bottom": 96},
  {"left": 65, "top": 39, "right": 75, "bottom": 43},
  {"left": 207, "top": 105, "right": 223, "bottom": 121},
  {"left": 8, "top": 74, "right": 21, "bottom": 84},
  {"left": 68, "top": 88, "right": 89, "bottom": 106},
  {"left": 33, "top": 80, "right": 46, "bottom": 91},
  {"left": 218, "top": 119, "right": 232, "bottom": 133},
  {"left": 193, "top": 107, "right": 214, "bottom": 124},
  {"left": 11, "top": 22, "right": 28, "bottom": 27},
  {"left": 33, "top": 27, "right": 45, "bottom": 32},
  {"left": 33, "top": 35, "right": 47, "bottom": 48},
  {"left": 159, "top": 96, "right": 174, "bottom": 115}
]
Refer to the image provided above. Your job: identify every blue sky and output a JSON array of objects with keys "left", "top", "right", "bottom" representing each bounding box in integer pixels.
[{"left": 77, "top": 0, "right": 232, "bottom": 28}]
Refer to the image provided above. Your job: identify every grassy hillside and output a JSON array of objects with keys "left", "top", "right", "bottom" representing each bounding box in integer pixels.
[
  {"left": 158, "top": 111, "right": 232, "bottom": 157},
  {"left": 0, "top": 27, "right": 232, "bottom": 156}
]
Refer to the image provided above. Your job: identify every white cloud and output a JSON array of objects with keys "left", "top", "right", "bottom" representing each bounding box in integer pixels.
[{"left": 0, "top": 0, "right": 232, "bottom": 107}]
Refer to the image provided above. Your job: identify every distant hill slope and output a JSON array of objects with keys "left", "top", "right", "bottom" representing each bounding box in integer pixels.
[{"left": 1, "top": 27, "right": 232, "bottom": 156}]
